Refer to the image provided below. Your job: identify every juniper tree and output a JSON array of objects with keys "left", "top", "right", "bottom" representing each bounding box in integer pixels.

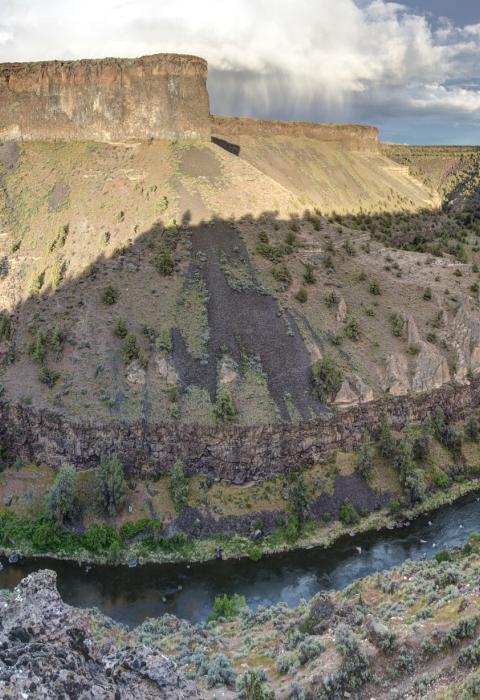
[
  {"left": 96, "top": 454, "right": 126, "bottom": 517},
  {"left": 46, "top": 464, "right": 77, "bottom": 525},
  {"left": 169, "top": 460, "right": 189, "bottom": 512}
]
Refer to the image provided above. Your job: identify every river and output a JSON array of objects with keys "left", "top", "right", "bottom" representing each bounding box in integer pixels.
[{"left": 0, "top": 494, "right": 478, "bottom": 627}]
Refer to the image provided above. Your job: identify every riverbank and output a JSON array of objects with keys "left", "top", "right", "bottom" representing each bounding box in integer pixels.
[{"left": 1, "top": 476, "right": 478, "bottom": 569}]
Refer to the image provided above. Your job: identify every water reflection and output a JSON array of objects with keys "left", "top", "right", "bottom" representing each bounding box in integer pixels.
[{"left": 0, "top": 494, "right": 478, "bottom": 627}]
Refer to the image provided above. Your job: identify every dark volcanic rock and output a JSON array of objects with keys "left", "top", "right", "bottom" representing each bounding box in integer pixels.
[{"left": 0, "top": 570, "right": 202, "bottom": 699}]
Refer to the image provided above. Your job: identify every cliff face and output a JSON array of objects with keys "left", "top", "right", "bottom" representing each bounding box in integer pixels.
[
  {"left": 0, "top": 53, "right": 211, "bottom": 142},
  {"left": 211, "top": 115, "right": 379, "bottom": 152},
  {"left": 1, "top": 379, "right": 479, "bottom": 483}
]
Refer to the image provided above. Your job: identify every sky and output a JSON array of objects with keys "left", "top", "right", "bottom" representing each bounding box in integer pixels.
[{"left": 0, "top": 0, "right": 479, "bottom": 144}]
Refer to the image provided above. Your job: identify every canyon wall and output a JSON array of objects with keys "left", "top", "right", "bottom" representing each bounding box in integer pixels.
[
  {"left": 1, "top": 379, "right": 479, "bottom": 483},
  {"left": 0, "top": 54, "right": 211, "bottom": 142},
  {"left": 211, "top": 115, "right": 380, "bottom": 152}
]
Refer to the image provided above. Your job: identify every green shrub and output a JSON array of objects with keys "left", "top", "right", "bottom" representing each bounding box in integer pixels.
[
  {"left": 465, "top": 416, "right": 479, "bottom": 442},
  {"left": 39, "top": 366, "right": 60, "bottom": 388},
  {"left": 289, "top": 469, "right": 309, "bottom": 523},
  {"left": 412, "top": 431, "right": 431, "bottom": 461},
  {"left": 311, "top": 355, "right": 342, "bottom": 402},
  {"left": 96, "top": 454, "right": 126, "bottom": 517},
  {"left": 114, "top": 319, "right": 128, "bottom": 338},
  {"left": 214, "top": 386, "right": 238, "bottom": 425},
  {"left": 30, "top": 270, "right": 45, "bottom": 296},
  {"left": 0, "top": 314, "right": 12, "bottom": 340},
  {"left": 389, "top": 498, "right": 401, "bottom": 514},
  {"left": 297, "top": 637, "right": 325, "bottom": 665},
  {"left": 210, "top": 593, "right": 248, "bottom": 621},
  {"left": 369, "top": 280, "right": 381, "bottom": 295},
  {"left": 270, "top": 262, "right": 291, "bottom": 286},
  {"left": 123, "top": 334, "right": 140, "bottom": 363},
  {"left": 206, "top": 654, "right": 237, "bottom": 689},
  {"left": 339, "top": 500, "right": 360, "bottom": 525},
  {"left": 434, "top": 549, "right": 452, "bottom": 563},
  {"left": 390, "top": 313, "right": 405, "bottom": 337},
  {"left": 83, "top": 523, "right": 120, "bottom": 554},
  {"left": 433, "top": 471, "right": 451, "bottom": 489},
  {"left": 154, "top": 248, "right": 175, "bottom": 276},
  {"left": 325, "top": 290, "right": 338, "bottom": 307},
  {"left": 156, "top": 326, "right": 172, "bottom": 353},
  {"left": 169, "top": 460, "right": 189, "bottom": 512},
  {"left": 285, "top": 230, "right": 296, "bottom": 247},
  {"left": 28, "top": 331, "right": 47, "bottom": 364},
  {"left": 356, "top": 438, "right": 374, "bottom": 479},
  {"left": 295, "top": 287, "right": 308, "bottom": 303},
  {"left": 46, "top": 465, "right": 77, "bottom": 525},
  {"left": 344, "top": 316, "right": 360, "bottom": 341},
  {"left": 101, "top": 285, "right": 118, "bottom": 305},
  {"left": 51, "top": 326, "right": 66, "bottom": 353},
  {"left": 378, "top": 416, "right": 394, "bottom": 458},
  {"left": 423, "top": 287, "right": 432, "bottom": 300},
  {"left": 120, "top": 518, "right": 152, "bottom": 541},
  {"left": 303, "top": 264, "right": 316, "bottom": 284},
  {"left": 237, "top": 669, "right": 274, "bottom": 700}
]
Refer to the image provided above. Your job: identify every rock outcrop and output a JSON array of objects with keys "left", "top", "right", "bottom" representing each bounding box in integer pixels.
[
  {"left": 412, "top": 342, "right": 450, "bottom": 393},
  {"left": 1, "top": 377, "right": 480, "bottom": 483},
  {"left": 0, "top": 54, "right": 211, "bottom": 142},
  {"left": 0, "top": 570, "right": 201, "bottom": 699},
  {"left": 450, "top": 300, "right": 480, "bottom": 383},
  {"left": 383, "top": 353, "right": 410, "bottom": 396},
  {"left": 211, "top": 115, "right": 380, "bottom": 152}
]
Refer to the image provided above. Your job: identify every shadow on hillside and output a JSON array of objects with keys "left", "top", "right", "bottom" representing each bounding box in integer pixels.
[
  {"left": 211, "top": 136, "right": 240, "bottom": 156},
  {"left": 2, "top": 186, "right": 480, "bottom": 425},
  {"left": 1, "top": 208, "right": 337, "bottom": 423}
]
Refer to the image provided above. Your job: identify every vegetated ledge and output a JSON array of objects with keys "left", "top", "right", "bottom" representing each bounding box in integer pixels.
[
  {"left": 1, "top": 377, "right": 480, "bottom": 482},
  {"left": 1, "top": 478, "right": 478, "bottom": 569}
]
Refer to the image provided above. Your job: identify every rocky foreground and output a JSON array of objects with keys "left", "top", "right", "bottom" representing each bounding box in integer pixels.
[
  {"left": 2, "top": 541, "right": 480, "bottom": 699},
  {"left": 0, "top": 570, "right": 200, "bottom": 699}
]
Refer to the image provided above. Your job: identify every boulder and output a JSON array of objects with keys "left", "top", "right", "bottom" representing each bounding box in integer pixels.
[
  {"left": 126, "top": 360, "right": 147, "bottom": 386},
  {"left": 0, "top": 570, "right": 202, "bottom": 699},
  {"left": 156, "top": 356, "right": 179, "bottom": 385}
]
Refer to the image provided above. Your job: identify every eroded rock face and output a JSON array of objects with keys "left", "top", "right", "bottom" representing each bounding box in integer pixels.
[
  {"left": 412, "top": 342, "right": 450, "bottom": 393},
  {"left": 0, "top": 570, "right": 201, "bottom": 699},
  {"left": 334, "top": 380, "right": 359, "bottom": 407},
  {"left": 450, "top": 300, "right": 480, "bottom": 383},
  {"left": 383, "top": 353, "right": 410, "bottom": 396}
]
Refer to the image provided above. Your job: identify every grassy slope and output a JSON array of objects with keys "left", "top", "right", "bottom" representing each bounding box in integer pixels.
[{"left": 2, "top": 139, "right": 480, "bottom": 425}]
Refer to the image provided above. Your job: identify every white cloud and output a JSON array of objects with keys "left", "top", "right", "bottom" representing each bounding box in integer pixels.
[{"left": 0, "top": 0, "right": 479, "bottom": 134}]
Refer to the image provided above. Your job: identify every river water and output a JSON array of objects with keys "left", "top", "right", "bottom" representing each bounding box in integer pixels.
[{"left": 1, "top": 494, "right": 479, "bottom": 627}]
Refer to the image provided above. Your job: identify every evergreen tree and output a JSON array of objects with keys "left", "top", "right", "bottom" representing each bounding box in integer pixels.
[
  {"left": 169, "top": 460, "right": 189, "bottom": 512},
  {"left": 289, "top": 469, "right": 309, "bottom": 523},
  {"left": 356, "top": 437, "right": 374, "bottom": 479},
  {"left": 96, "top": 454, "right": 126, "bottom": 517},
  {"left": 46, "top": 464, "right": 77, "bottom": 525}
]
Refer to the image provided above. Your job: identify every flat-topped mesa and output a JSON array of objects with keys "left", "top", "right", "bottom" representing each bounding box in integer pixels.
[
  {"left": 0, "top": 53, "right": 211, "bottom": 142},
  {"left": 211, "top": 115, "right": 379, "bottom": 152}
]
